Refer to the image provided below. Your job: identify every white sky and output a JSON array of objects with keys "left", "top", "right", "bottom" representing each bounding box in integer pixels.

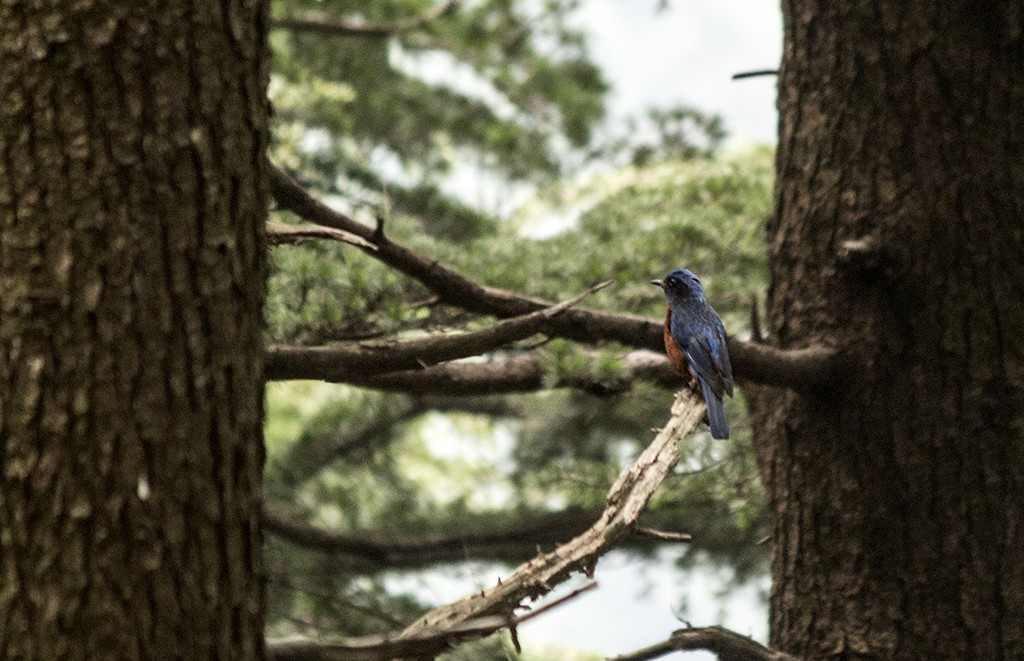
[
  {"left": 419, "top": 0, "right": 782, "bottom": 215},
  {"left": 576, "top": 0, "right": 782, "bottom": 145}
]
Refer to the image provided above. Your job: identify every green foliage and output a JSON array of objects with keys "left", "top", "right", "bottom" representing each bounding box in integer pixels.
[
  {"left": 264, "top": 149, "right": 775, "bottom": 643},
  {"left": 269, "top": 0, "right": 608, "bottom": 232},
  {"left": 264, "top": 0, "right": 774, "bottom": 651}
]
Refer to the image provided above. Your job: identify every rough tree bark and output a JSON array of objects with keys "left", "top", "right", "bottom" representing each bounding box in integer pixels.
[
  {"left": 0, "top": 1, "right": 269, "bottom": 658},
  {"left": 749, "top": 2, "right": 1024, "bottom": 659}
]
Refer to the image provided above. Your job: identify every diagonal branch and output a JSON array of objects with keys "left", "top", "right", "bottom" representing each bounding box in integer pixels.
[
  {"left": 267, "top": 389, "right": 705, "bottom": 659},
  {"left": 268, "top": 165, "right": 846, "bottom": 390},
  {"left": 270, "top": 0, "right": 458, "bottom": 38},
  {"left": 399, "top": 388, "right": 705, "bottom": 638},
  {"left": 269, "top": 165, "right": 667, "bottom": 345},
  {"left": 265, "top": 282, "right": 608, "bottom": 381},
  {"left": 609, "top": 626, "right": 802, "bottom": 661},
  {"left": 267, "top": 582, "right": 595, "bottom": 661}
]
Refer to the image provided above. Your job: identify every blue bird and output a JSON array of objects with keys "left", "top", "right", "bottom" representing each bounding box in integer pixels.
[{"left": 651, "top": 269, "right": 734, "bottom": 439}]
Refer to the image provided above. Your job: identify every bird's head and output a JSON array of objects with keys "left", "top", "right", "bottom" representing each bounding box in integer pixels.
[{"left": 651, "top": 268, "right": 705, "bottom": 307}]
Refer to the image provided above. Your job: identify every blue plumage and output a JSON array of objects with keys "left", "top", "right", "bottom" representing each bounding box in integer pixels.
[{"left": 651, "top": 269, "right": 734, "bottom": 439}]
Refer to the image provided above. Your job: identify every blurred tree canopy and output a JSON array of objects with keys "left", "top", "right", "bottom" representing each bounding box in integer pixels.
[{"left": 264, "top": 0, "right": 772, "bottom": 655}]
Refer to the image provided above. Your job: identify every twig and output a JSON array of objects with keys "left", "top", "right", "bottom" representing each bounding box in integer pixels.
[
  {"left": 398, "top": 389, "right": 705, "bottom": 639},
  {"left": 631, "top": 526, "right": 692, "bottom": 543},
  {"left": 265, "top": 282, "right": 610, "bottom": 380},
  {"left": 266, "top": 390, "right": 705, "bottom": 660},
  {"left": 609, "top": 626, "right": 802, "bottom": 661},
  {"left": 732, "top": 69, "right": 778, "bottom": 80},
  {"left": 749, "top": 294, "right": 762, "bottom": 343},
  {"left": 267, "top": 350, "right": 683, "bottom": 395},
  {"left": 268, "top": 164, "right": 846, "bottom": 390},
  {"left": 266, "top": 581, "right": 594, "bottom": 661},
  {"left": 267, "top": 221, "right": 377, "bottom": 249}
]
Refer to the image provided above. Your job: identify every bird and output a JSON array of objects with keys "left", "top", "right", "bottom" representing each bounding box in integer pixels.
[{"left": 651, "top": 269, "right": 734, "bottom": 439}]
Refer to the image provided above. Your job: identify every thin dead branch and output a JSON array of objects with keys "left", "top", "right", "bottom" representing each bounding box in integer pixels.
[
  {"left": 266, "top": 389, "right": 705, "bottom": 660},
  {"left": 631, "top": 526, "right": 693, "bottom": 543},
  {"left": 266, "top": 582, "right": 594, "bottom": 661},
  {"left": 265, "top": 282, "right": 609, "bottom": 380},
  {"left": 609, "top": 626, "right": 802, "bottom": 661},
  {"left": 398, "top": 389, "right": 705, "bottom": 638},
  {"left": 267, "top": 221, "right": 377, "bottom": 250},
  {"left": 267, "top": 349, "right": 684, "bottom": 395}
]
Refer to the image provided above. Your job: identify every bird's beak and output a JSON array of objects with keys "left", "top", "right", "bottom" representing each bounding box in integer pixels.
[{"left": 650, "top": 279, "right": 664, "bottom": 288}]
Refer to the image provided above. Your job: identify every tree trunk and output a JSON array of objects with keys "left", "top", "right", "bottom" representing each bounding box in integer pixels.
[
  {"left": 0, "top": 2, "right": 269, "bottom": 658},
  {"left": 749, "top": 2, "right": 1024, "bottom": 659}
]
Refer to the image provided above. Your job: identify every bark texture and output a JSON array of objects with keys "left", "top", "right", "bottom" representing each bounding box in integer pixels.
[
  {"left": 0, "top": 1, "right": 269, "bottom": 658},
  {"left": 749, "top": 2, "right": 1024, "bottom": 659}
]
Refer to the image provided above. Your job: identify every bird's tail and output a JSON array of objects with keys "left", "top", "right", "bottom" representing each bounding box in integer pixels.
[{"left": 698, "top": 377, "right": 729, "bottom": 439}]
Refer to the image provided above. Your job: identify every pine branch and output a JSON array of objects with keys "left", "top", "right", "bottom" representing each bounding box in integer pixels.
[
  {"left": 268, "top": 165, "right": 846, "bottom": 390},
  {"left": 267, "top": 350, "right": 684, "bottom": 395},
  {"left": 265, "top": 282, "right": 608, "bottom": 381},
  {"left": 609, "top": 626, "right": 802, "bottom": 661}
]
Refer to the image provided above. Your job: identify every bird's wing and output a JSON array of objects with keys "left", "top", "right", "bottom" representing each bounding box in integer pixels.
[
  {"left": 683, "top": 332, "right": 731, "bottom": 398},
  {"left": 714, "top": 322, "right": 734, "bottom": 396}
]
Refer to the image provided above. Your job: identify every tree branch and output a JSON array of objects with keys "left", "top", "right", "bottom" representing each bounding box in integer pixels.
[
  {"left": 398, "top": 389, "right": 704, "bottom": 638},
  {"left": 267, "top": 389, "right": 705, "bottom": 659},
  {"left": 731, "top": 69, "right": 779, "bottom": 80},
  {"left": 266, "top": 582, "right": 595, "bottom": 661},
  {"left": 609, "top": 626, "right": 802, "bottom": 661},
  {"left": 267, "top": 221, "right": 377, "bottom": 250},
  {"left": 267, "top": 349, "right": 684, "bottom": 395},
  {"left": 269, "top": 1, "right": 458, "bottom": 38},
  {"left": 265, "top": 282, "right": 608, "bottom": 381},
  {"left": 268, "top": 165, "right": 844, "bottom": 390}
]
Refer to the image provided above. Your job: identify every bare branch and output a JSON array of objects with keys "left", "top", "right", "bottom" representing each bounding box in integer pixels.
[
  {"left": 265, "top": 282, "right": 609, "bottom": 381},
  {"left": 267, "top": 221, "right": 377, "bottom": 250},
  {"left": 609, "top": 626, "right": 802, "bottom": 661},
  {"left": 269, "top": 0, "right": 458, "bottom": 38},
  {"left": 632, "top": 526, "right": 692, "bottom": 543},
  {"left": 268, "top": 349, "right": 684, "bottom": 395},
  {"left": 267, "top": 389, "right": 706, "bottom": 659},
  {"left": 266, "top": 582, "right": 594, "bottom": 661},
  {"left": 269, "top": 165, "right": 665, "bottom": 344},
  {"left": 268, "top": 165, "right": 844, "bottom": 390},
  {"left": 732, "top": 69, "right": 779, "bottom": 80},
  {"left": 728, "top": 342, "right": 847, "bottom": 391},
  {"left": 399, "top": 389, "right": 705, "bottom": 638}
]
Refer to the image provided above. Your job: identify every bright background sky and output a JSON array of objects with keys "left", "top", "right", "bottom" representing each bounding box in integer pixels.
[{"left": 580, "top": 0, "right": 782, "bottom": 146}]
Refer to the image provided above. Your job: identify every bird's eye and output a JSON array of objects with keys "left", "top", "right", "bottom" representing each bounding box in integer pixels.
[{"left": 666, "top": 277, "right": 679, "bottom": 288}]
